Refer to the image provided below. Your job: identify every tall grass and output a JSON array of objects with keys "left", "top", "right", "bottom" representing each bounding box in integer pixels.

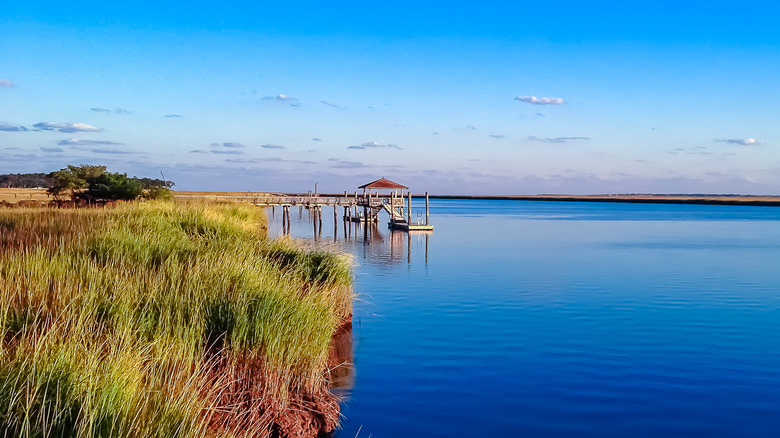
[{"left": 0, "top": 201, "right": 352, "bottom": 437}]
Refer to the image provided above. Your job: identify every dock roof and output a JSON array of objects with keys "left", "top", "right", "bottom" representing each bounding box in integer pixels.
[{"left": 358, "top": 177, "right": 408, "bottom": 190}]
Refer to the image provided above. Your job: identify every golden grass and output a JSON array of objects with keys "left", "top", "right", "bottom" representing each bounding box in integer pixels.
[
  {"left": 0, "top": 188, "right": 51, "bottom": 203},
  {"left": 0, "top": 200, "right": 352, "bottom": 437}
]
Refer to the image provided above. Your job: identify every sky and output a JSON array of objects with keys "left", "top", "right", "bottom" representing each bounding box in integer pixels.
[{"left": 1, "top": 1, "right": 779, "bottom": 194}]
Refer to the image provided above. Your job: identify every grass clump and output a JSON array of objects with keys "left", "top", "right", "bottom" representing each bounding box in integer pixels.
[{"left": 0, "top": 201, "right": 352, "bottom": 437}]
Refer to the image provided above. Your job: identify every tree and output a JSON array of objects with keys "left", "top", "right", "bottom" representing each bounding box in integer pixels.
[
  {"left": 46, "top": 164, "right": 175, "bottom": 203},
  {"left": 0, "top": 173, "right": 51, "bottom": 188},
  {"left": 47, "top": 165, "right": 107, "bottom": 200},
  {"left": 83, "top": 172, "right": 144, "bottom": 202}
]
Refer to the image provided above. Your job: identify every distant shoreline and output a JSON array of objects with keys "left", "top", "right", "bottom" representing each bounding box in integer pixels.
[
  {"left": 4, "top": 188, "right": 779, "bottom": 207},
  {"left": 269, "top": 192, "right": 780, "bottom": 207},
  {"left": 423, "top": 194, "right": 780, "bottom": 207}
]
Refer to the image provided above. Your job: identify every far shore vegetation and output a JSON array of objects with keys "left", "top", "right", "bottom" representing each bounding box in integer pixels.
[
  {"left": 1, "top": 165, "right": 174, "bottom": 205},
  {"left": 0, "top": 195, "right": 353, "bottom": 436}
]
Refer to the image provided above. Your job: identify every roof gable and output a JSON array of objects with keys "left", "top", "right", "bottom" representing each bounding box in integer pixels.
[{"left": 358, "top": 177, "right": 408, "bottom": 189}]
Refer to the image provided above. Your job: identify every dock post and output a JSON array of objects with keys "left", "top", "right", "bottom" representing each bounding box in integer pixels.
[
  {"left": 313, "top": 208, "right": 318, "bottom": 240},
  {"left": 407, "top": 231, "right": 411, "bottom": 264},
  {"left": 408, "top": 191, "right": 412, "bottom": 224},
  {"left": 425, "top": 192, "right": 429, "bottom": 225},
  {"left": 390, "top": 192, "right": 395, "bottom": 225}
]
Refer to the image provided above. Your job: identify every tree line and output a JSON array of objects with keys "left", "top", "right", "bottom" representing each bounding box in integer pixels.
[{"left": 1, "top": 165, "right": 175, "bottom": 202}]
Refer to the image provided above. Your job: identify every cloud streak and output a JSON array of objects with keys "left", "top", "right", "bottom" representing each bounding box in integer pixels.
[
  {"left": 0, "top": 122, "right": 28, "bottom": 132},
  {"left": 347, "top": 141, "right": 401, "bottom": 150},
  {"left": 515, "top": 96, "right": 566, "bottom": 105},
  {"left": 330, "top": 161, "right": 370, "bottom": 169},
  {"left": 0, "top": 79, "right": 14, "bottom": 88},
  {"left": 263, "top": 94, "right": 299, "bottom": 105},
  {"left": 33, "top": 122, "right": 103, "bottom": 133},
  {"left": 92, "top": 148, "right": 134, "bottom": 154},
  {"left": 261, "top": 144, "right": 285, "bottom": 149},
  {"left": 525, "top": 136, "right": 591, "bottom": 143},
  {"left": 210, "top": 142, "right": 247, "bottom": 148},
  {"left": 58, "top": 138, "right": 123, "bottom": 146},
  {"left": 716, "top": 138, "right": 759, "bottom": 146}
]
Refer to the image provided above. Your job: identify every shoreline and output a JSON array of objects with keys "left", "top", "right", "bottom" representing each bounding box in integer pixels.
[{"left": 3, "top": 188, "right": 779, "bottom": 207}]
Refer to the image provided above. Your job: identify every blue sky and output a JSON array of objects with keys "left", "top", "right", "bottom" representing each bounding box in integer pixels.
[{"left": 1, "top": 1, "right": 779, "bottom": 194}]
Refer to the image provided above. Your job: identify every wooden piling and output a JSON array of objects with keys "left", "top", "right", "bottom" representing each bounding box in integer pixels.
[
  {"left": 407, "top": 191, "right": 412, "bottom": 224},
  {"left": 425, "top": 192, "right": 429, "bottom": 225}
]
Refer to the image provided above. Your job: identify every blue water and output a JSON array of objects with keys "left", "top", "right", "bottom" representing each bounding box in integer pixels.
[{"left": 268, "top": 200, "right": 780, "bottom": 437}]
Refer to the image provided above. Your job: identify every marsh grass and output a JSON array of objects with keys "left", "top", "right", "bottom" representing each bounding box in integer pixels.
[{"left": 0, "top": 201, "right": 352, "bottom": 437}]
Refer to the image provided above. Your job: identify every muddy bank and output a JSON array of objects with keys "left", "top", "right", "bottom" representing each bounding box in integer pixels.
[{"left": 277, "top": 316, "right": 354, "bottom": 438}]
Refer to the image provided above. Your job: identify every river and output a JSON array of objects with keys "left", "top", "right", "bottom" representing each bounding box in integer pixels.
[{"left": 267, "top": 199, "right": 780, "bottom": 437}]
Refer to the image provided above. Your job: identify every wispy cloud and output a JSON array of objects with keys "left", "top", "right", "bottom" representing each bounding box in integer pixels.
[
  {"left": 0, "top": 122, "right": 28, "bottom": 132},
  {"left": 210, "top": 142, "right": 247, "bottom": 148},
  {"left": 164, "top": 114, "right": 183, "bottom": 118},
  {"left": 0, "top": 79, "right": 14, "bottom": 88},
  {"left": 262, "top": 94, "right": 299, "bottom": 105},
  {"left": 716, "top": 138, "right": 759, "bottom": 146},
  {"left": 525, "top": 135, "right": 590, "bottom": 143},
  {"left": 330, "top": 161, "right": 370, "bottom": 169},
  {"left": 312, "top": 138, "right": 323, "bottom": 142},
  {"left": 225, "top": 157, "right": 315, "bottom": 164},
  {"left": 320, "top": 100, "right": 339, "bottom": 108},
  {"left": 41, "top": 147, "right": 63, "bottom": 153},
  {"left": 667, "top": 146, "right": 715, "bottom": 156},
  {"left": 58, "top": 138, "right": 122, "bottom": 146},
  {"left": 210, "top": 150, "right": 245, "bottom": 155},
  {"left": 93, "top": 148, "right": 134, "bottom": 154},
  {"left": 489, "top": 134, "right": 506, "bottom": 139},
  {"left": 189, "top": 149, "right": 208, "bottom": 154},
  {"left": 466, "top": 125, "right": 476, "bottom": 130},
  {"left": 261, "top": 144, "right": 285, "bottom": 149},
  {"left": 515, "top": 96, "right": 566, "bottom": 105},
  {"left": 347, "top": 141, "right": 401, "bottom": 150},
  {"left": 33, "top": 122, "right": 103, "bottom": 133},
  {"left": 91, "top": 107, "right": 132, "bottom": 114}
]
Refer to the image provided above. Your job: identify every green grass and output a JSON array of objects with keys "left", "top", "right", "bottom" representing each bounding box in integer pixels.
[{"left": 0, "top": 201, "right": 352, "bottom": 437}]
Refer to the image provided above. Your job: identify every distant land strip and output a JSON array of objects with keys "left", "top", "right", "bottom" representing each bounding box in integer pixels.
[
  {"left": 423, "top": 194, "right": 780, "bottom": 207},
  {"left": 272, "top": 193, "right": 780, "bottom": 207},
  {"left": 3, "top": 189, "right": 779, "bottom": 207}
]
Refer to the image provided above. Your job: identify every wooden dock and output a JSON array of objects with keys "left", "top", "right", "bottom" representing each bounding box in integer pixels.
[{"left": 175, "top": 178, "right": 434, "bottom": 232}]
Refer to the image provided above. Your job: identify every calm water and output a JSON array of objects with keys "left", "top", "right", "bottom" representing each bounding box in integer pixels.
[{"left": 267, "top": 200, "right": 780, "bottom": 437}]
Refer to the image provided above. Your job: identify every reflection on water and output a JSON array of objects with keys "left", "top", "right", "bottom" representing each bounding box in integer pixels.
[
  {"left": 268, "top": 200, "right": 780, "bottom": 437},
  {"left": 268, "top": 204, "right": 431, "bottom": 267},
  {"left": 328, "top": 320, "right": 354, "bottom": 392}
]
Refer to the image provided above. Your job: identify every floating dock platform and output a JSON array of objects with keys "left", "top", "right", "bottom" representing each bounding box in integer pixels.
[{"left": 389, "top": 220, "right": 434, "bottom": 231}]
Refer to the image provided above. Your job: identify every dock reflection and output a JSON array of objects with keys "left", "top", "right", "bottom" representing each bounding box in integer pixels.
[{"left": 273, "top": 206, "right": 431, "bottom": 267}]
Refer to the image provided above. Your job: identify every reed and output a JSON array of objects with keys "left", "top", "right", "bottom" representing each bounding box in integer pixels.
[{"left": 0, "top": 201, "right": 352, "bottom": 437}]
